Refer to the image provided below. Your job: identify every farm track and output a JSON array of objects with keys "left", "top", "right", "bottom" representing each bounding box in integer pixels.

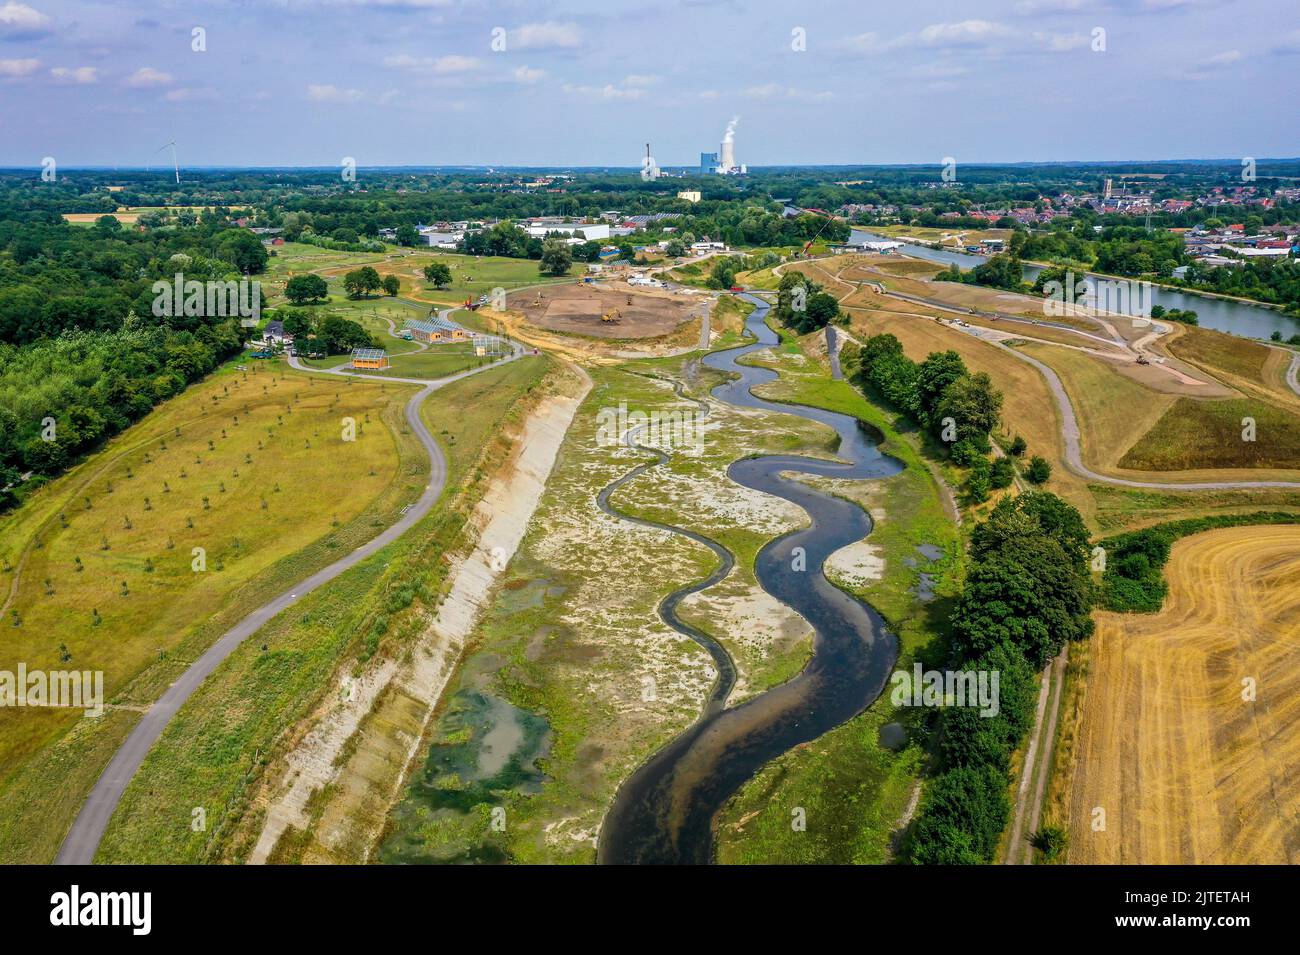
[{"left": 55, "top": 327, "right": 524, "bottom": 865}]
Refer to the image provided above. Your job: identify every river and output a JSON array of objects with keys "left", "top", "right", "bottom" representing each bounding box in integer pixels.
[
  {"left": 597, "top": 295, "right": 903, "bottom": 864},
  {"left": 850, "top": 229, "right": 1299, "bottom": 341}
]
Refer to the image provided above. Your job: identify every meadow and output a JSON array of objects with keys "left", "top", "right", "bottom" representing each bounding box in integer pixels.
[
  {"left": 0, "top": 357, "right": 420, "bottom": 862},
  {"left": 88, "top": 355, "right": 554, "bottom": 862}
]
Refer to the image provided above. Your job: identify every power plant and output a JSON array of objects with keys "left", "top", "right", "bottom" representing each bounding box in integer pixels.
[{"left": 709, "top": 117, "right": 746, "bottom": 175}]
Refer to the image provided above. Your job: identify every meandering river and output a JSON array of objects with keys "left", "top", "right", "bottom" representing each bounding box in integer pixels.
[{"left": 597, "top": 295, "right": 902, "bottom": 864}]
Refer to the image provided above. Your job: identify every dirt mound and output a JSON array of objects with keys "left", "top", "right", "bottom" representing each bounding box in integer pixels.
[{"left": 509, "top": 283, "right": 706, "bottom": 340}]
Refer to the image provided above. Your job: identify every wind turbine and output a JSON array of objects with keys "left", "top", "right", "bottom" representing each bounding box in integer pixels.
[{"left": 156, "top": 141, "right": 180, "bottom": 184}]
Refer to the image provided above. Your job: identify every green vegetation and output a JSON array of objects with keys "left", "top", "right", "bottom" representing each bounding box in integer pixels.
[
  {"left": 1119, "top": 397, "right": 1300, "bottom": 471},
  {"left": 91, "top": 356, "right": 552, "bottom": 862},
  {"left": 1099, "top": 511, "right": 1300, "bottom": 612},
  {"left": 905, "top": 493, "right": 1093, "bottom": 864},
  {"left": 714, "top": 331, "right": 961, "bottom": 864},
  {"left": 0, "top": 362, "right": 411, "bottom": 863},
  {"left": 772, "top": 271, "right": 840, "bottom": 333}
]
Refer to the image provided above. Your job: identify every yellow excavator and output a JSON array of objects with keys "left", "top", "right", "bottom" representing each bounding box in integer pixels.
[
  {"left": 532, "top": 291, "right": 544, "bottom": 307},
  {"left": 601, "top": 308, "right": 621, "bottom": 324}
]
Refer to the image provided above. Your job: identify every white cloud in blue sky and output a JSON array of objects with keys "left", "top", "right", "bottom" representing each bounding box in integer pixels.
[{"left": 0, "top": 0, "right": 1295, "bottom": 166}]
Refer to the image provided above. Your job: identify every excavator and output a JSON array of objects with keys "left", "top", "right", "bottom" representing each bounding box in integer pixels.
[
  {"left": 532, "top": 291, "right": 544, "bottom": 307},
  {"left": 601, "top": 308, "right": 621, "bottom": 324}
]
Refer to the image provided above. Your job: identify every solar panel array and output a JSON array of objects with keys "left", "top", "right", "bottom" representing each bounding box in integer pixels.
[{"left": 351, "top": 348, "right": 387, "bottom": 363}]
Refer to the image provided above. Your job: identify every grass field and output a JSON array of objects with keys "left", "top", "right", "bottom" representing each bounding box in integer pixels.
[
  {"left": 1119, "top": 396, "right": 1300, "bottom": 471},
  {"left": 1059, "top": 524, "right": 1300, "bottom": 863},
  {"left": 90, "top": 355, "right": 554, "bottom": 863},
  {"left": 0, "top": 359, "right": 419, "bottom": 863}
]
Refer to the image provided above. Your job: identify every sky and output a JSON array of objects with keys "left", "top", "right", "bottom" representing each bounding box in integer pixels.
[{"left": 0, "top": 0, "right": 1297, "bottom": 168}]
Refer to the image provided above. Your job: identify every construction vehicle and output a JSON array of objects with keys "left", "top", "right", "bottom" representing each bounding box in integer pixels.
[
  {"left": 601, "top": 308, "right": 621, "bottom": 324},
  {"left": 464, "top": 297, "right": 480, "bottom": 311},
  {"left": 1136, "top": 354, "right": 1151, "bottom": 365},
  {"left": 532, "top": 291, "right": 544, "bottom": 307}
]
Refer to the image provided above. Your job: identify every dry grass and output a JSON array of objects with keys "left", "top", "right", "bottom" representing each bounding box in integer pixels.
[
  {"left": 0, "top": 361, "right": 417, "bottom": 861},
  {"left": 1063, "top": 524, "right": 1300, "bottom": 863}
]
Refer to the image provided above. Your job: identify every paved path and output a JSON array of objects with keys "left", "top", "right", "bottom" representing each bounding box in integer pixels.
[{"left": 56, "top": 331, "right": 523, "bottom": 865}]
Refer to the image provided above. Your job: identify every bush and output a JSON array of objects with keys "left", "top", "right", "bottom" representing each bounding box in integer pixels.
[
  {"left": 990, "top": 457, "right": 1016, "bottom": 489},
  {"left": 1009, "top": 435, "right": 1028, "bottom": 456},
  {"left": 1025, "top": 455, "right": 1052, "bottom": 484},
  {"left": 1030, "top": 824, "right": 1068, "bottom": 861}
]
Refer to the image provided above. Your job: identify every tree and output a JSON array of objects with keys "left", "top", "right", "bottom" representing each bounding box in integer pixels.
[
  {"left": 395, "top": 225, "right": 419, "bottom": 247},
  {"left": 965, "top": 457, "right": 992, "bottom": 503},
  {"left": 282, "top": 309, "right": 314, "bottom": 338},
  {"left": 916, "top": 351, "right": 967, "bottom": 427},
  {"left": 539, "top": 238, "right": 573, "bottom": 277},
  {"left": 216, "top": 229, "right": 269, "bottom": 274},
  {"left": 1026, "top": 455, "right": 1052, "bottom": 484},
  {"left": 317, "top": 316, "right": 373, "bottom": 354},
  {"left": 284, "top": 274, "right": 328, "bottom": 304},
  {"left": 990, "top": 457, "right": 1016, "bottom": 489},
  {"left": 381, "top": 275, "right": 400, "bottom": 297},
  {"left": 1009, "top": 434, "right": 1028, "bottom": 456},
  {"left": 343, "top": 266, "right": 382, "bottom": 298},
  {"left": 936, "top": 372, "right": 1003, "bottom": 441},
  {"left": 423, "top": 262, "right": 452, "bottom": 288}
]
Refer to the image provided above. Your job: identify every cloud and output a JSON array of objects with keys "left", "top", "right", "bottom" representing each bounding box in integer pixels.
[
  {"left": 1013, "top": 0, "right": 1086, "bottom": 13},
  {"left": 511, "top": 21, "right": 582, "bottom": 50},
  {"left": 384, "top": 53, "right": 481, "bottom": 74},
  {"left": 1206, "top": 49, "right": 1242, "bottom": 65},
  {"left": 307, "top": 83, "right": 364, "bottom": 102},
  {"left": 512, "top": 64, "right": 545, "bottom": 84},
  {"left": 1270, "top": 30, "right": 1300, "bottom": 55},
  {"left": 0, "top": 56, "right": 39, "bottom": 78},
  {"left": 50, "top": 65, "right": 97, "bottom": 84},
  {"left": 561, "top": 82, "right": 643, "bottom": 101},
  {"left": 1183, "top": 48, "right": 1243, "bottom": 79},
  {"left": 842, "top": 20, "right": 1010, "bottom": 54},
  {"left": 126, "top": 67, "right": 172, "bottom": 87},
  {"left": 743, "top": 84, "right": 832, "bottom": 101},
  {"left": 915, "top": 20, "right": 1011, "bottom": 47},
  {"left": 164, "top": 87, "right": 218, "bottom": 102},
  {"left": 0, "top": 2, "right": 50, "bottom": 36},
  {"left": 623, "top": 74, "right": 660, "bottom": 88},
  {"left": 1034, "top": 31, "right": 1090, "bottom": 52},
  {"left": 842, "top": 31, "right": 884, "bottom": 54}
]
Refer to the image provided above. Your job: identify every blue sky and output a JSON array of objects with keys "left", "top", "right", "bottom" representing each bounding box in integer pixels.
[{"left": 1, "top": 0, "right": 1297, "bottom": 167}]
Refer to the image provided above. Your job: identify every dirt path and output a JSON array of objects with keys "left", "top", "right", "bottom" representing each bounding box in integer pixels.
[{"left": 1005, "top": 647, "right": 1068, "bottom": 864}]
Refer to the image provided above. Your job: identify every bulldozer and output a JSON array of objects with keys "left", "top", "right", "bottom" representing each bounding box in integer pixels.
[{"left": 601, "top": 308, "right": 621, "bottom": 324}]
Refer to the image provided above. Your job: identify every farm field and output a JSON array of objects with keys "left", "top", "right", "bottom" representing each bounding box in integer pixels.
[
  {"left": 1059, "top": 524, "right": 1300, "bottom": 864},
  {"left": 90, "top": 355, "right": 556, "bottom": 863},
  {"left": 0, "top": 358, "right": 419, "bottom": 863}
]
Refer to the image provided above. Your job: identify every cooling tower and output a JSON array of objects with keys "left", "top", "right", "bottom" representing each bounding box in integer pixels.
[{"left": 719, "top": 140, "right": 735, "bottom": 170}]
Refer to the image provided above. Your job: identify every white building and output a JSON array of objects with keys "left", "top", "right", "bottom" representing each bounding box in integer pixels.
[{"left": 524, "top": 222, "right": 611, "bottom": 241}]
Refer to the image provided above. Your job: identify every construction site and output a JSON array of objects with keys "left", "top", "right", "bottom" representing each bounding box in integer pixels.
[{"left": 506, "top": 282, "right": 709, "bottom": 339}]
